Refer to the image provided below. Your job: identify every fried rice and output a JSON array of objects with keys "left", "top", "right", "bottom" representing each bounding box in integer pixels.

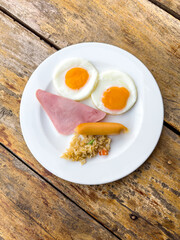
[{"left": 61, "top": 134, "right": 111, "bottom": 164}]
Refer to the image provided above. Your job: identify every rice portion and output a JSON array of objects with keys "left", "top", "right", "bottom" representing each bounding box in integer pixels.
[{"left": 61, "top": 134, "right": 111, "bottom": 164}]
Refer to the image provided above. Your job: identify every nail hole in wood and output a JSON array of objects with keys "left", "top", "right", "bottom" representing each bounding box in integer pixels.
[{"left": 130, "top": 214, "right": 138, "bottom": 220}]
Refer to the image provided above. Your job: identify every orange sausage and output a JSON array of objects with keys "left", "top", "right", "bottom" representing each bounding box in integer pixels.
[{"left": 74, "top": 122, "right": 128, "bottom": 135}]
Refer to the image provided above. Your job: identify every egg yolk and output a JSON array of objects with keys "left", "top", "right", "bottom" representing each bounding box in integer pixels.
[
  {"left": 65, "top": 67, "right": 89, "bottom": 90},
  {"left": 102, "top": 87, "right": 130, "bottom": 110}
]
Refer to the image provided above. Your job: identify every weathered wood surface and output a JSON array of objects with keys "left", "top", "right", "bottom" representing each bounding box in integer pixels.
[
  {"left": 0, "top": 0, "right": 180, "bottom": 131},
  {"left": 0, "top": 193, "right": 55, "bottom": 240},
  {"left": 152, "top": 0, "right": 180, "bottom": 15},
  {"left": 0, "top": 12, "right": 180, "bottom": 240},
  {"left": 0, "top": 145, "right": 118, "bottom": 240}
]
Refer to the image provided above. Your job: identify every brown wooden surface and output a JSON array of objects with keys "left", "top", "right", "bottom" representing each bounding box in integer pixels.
[
  {"left": 152, "top": 0, "right": 180, "bottom": 15},
  {"left": 0, "top": 8, "right": 180, "bottom": 240},
  {"left": 0, "top": 145, "right": 118, "bottom": 240},
  {"left": 0, "top": 193, "right": 55, "bottom": 240},
  {"left": 0, "top": 0, "right": 180, "bottom": 131}
]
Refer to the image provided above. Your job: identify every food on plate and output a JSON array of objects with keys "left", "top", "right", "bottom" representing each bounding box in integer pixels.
[
  {"left": 62, "top": 122, "right": 127, "bottom": 164},
  {"left": 36, "top": 89, "right": 106, "bottom": 135},
  {"left": 75, "top": 122, "right": 128, "bottom": 135},
  {"left": 37, "top": 62, "right": 135, "bottom": 163},
  {"left": 61, "top": 134, "right": 111, "bottom": 164},
  {"left": 53, "top": 58, "right": 98, "bottom": 100},
  {"left": 91, "top": 70, "right": 137, "bottom": 114}
]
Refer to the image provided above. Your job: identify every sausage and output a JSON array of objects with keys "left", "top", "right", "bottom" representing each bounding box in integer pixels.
[{"left": 74, "top": 122, "right": 128, "bottom": 135}]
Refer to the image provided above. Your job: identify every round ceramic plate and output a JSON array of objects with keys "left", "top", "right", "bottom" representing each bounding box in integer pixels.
[{"left": 20, "top": 42, "right": 164, "bottom": 185}]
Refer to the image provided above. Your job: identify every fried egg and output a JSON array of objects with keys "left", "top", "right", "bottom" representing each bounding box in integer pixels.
[
  {"left": 53, "top": 58, "right": 98, "bottom": 100},
  {"left": 91, "top": 70, "right": 137, "bottom": 114}
]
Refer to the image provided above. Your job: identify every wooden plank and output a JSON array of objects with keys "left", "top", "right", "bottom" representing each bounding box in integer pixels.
[
  {"left": 0, "top": 12, "right": 180, "bottom": 240},
  {"left": 151, "top": 0, "right": 180, "bottom": 16},
  {"left": 0, "top": 191, "right": 55, "bottom": 240},
  {"left": 0, "top": 0, "right": 180, "bottom": 131},
  {"left": 0, "top": 145, "right": 118, "bottom": 240}
]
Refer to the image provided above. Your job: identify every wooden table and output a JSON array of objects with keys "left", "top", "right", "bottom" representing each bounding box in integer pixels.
[{"left": 0, "top": 1, "right": 179, "bottom": 239}]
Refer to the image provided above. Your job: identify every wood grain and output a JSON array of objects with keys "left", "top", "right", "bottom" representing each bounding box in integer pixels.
[
  {"left": 0, "top": 145, "right": 118, "bottom": 240},
  {"left": 0, "top": 0, "right": 180, "bottom": 131},
  {"left": 0, "top": 12, "right": 180, "bottom": 240},
  {"left": 152, "top": 0, "right": 180, "bottom": 16},
  {"left": 0, "top": 191, "right": 55, "bottom": 240}
]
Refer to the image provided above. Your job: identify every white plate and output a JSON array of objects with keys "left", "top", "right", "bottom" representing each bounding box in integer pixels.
[{"left": 20, "top": 42, "right": 164, "bottom": 185}]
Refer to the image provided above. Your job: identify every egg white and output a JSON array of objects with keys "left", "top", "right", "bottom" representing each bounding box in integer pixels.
[
  {"left": 53, "top": 58, "right": 98, "bottom": 100},
  {"left": 91, "top": 70, "right": 137, "bottom": 114}
]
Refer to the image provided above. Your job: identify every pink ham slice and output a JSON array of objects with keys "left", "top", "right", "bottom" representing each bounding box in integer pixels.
[{"left": 36, "top": 89, "right": 106, "bottom": 135}]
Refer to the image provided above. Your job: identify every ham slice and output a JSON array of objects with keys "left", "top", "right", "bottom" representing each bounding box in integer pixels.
[{"left": 36, "top": 89, "right": 106, "bottom": 135}]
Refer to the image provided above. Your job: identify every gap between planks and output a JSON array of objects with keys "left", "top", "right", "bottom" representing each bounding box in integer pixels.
[
  {"left": 0, "top": 6, "right": 60, "bottom": 50},
  {"left": 0, "top": 143, "right": 122, "bottom": 240},
  {"left": 0, "top": 5, "right": 180, "bottom": 137},
  {"left": 164, "top": 121, "right": 180, "bottom": 136},
  {"left": 148, "top": 0, "right": 180, "bottom": 20},
  {"left": 0, "top": 142, "right": 177, "bottom": 240}
]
